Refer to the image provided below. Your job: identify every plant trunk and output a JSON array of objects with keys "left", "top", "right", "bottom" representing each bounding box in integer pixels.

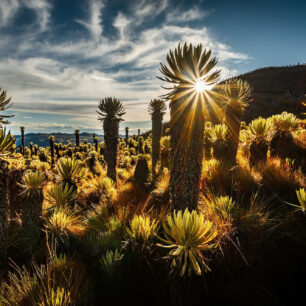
[
  {"left": 203, "top": 135, "right": 212, "bottom": 159},
  {"left": 22, "top": 191, "right": 44, "bottom": 231},
  {"left": 21, "top": 128, "right": 25, "bottom": 156},
  {"left": 104, "top": 118, "right": 119, "bottom": 183},
  {"left": 249, "top": 139, "right": 268, "bottom": 167},
  {"left": 270, "top": 130, "right": 294, "bottom": 159},
  {"left": 125, "top": 128, "right": 129, "bottom": 144},
  {"left": 8, "top": 168, "right": 25, "bottom": 220},
  {"left": 75, "top": 132, "right": 80, "bottom": 147},
  {"left": 134, "top": 156, "right": 149, "bottom": 186},
  {"left": 170, "top": 92, "right": 204, "bottom": 211},
  {"left": 152, "top": 114, "right": 163, "bottom": 176},
  {"left": 224, "top": 104, "right": 242, "bottom": 166}
]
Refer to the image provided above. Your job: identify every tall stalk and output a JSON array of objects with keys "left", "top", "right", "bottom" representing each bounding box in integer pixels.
[
  {"left": 20, "top": 126, "right": 25, "bottom": 156},
  {"left": 159, "top": 43, "right": 220, "bottom": 210},
  {"left": 97, "top": 97, "right": 125, "bottom": 182},
  {"left": 148, "top": 99, "right": 166, "bottom": 176}
]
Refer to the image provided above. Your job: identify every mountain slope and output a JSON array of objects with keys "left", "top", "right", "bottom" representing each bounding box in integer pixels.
[{"left": 234, "top": 64, "right": 306, "bottom": 121}]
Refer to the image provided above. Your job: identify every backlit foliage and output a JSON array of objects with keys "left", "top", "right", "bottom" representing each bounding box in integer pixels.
[
  {"left": 158, "top": 209, "right": 218, "bottom": 276},
  {"left": 45, "top": 207, "right": 84, "bottom": 237},
  {"left": 249, "top": 117, "right": 271, "bottom": 138},
  {"left": 219, "top": 78, "right": 253, "bottom": 111},
  {"left": 0, "top": 128, "right": 15, "bottom": 155},
  {"left": 45, "top": 183, "right": 76, "bottom": 208},
  {"left": 55, "top": 157, "right": 84, "bottom": 182},
  {"left": 272, "top": 112, "right": 299, "bottom": 131},
  {"left": 100, "top": 249, "right": 122, "bottom": 275},
  {"left": 126, "top": 215, "right": 158, "bottom": 242},
  {"left": 209, "top": 123, "right": 228, "bottom": 141},
  {"left": 20, "top": 170, "right": 45, "bottom": 197},
  {"left": 296, "top": 188, "right": 306, "bottom": 212}
]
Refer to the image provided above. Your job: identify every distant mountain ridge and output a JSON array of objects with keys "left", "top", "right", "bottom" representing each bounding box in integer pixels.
[{"left": 15, "top": 132, "right": 105, "bottom": 147}]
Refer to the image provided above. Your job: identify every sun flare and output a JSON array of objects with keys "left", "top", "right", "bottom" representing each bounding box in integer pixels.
[{"left": 194, "top": 79, "right": 213, "bottom": 93}]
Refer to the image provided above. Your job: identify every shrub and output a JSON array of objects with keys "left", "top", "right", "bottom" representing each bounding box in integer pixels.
[
  {"left": 45, "top": 183, "right": 76, "bottom": 208},
  {"left": 100, "top": 249, "right": 123, "bottom": 276},
  {"left": 126, "top": 215, "right": 158, "bottom": 243},
  {"left": 45, "top": 207, "right": 84, "bottom": 237}
]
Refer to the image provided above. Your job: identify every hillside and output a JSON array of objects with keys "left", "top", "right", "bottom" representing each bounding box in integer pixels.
[{"left": 235, "top": 64, "right": 306, "bottom": 122}]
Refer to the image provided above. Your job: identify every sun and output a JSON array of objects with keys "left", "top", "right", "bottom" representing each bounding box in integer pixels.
[{"left": 194, "top": 79, "right": 213, "bottom": 93}]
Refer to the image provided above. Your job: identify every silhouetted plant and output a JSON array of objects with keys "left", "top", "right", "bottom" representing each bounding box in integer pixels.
[
  {"left": 97, "top": 97, "right": 125, "bottom": 182},
  {"left": 94, "top": 136, "right": 99, "bottom": 152},
  {"left": 134, "top": 154, "right": 150, "bottom": 186},
  {"left": 75, "top": 129, "right": 80, "bottom": 147},
  {"left": 219, "top": 79, "right": 252, "bottom": 165},
  {"left": 270, "top": 112, "right": 298, "bottom": 159},
  {"left": 49, "top": 135, "right": 55, "bottom": 166},
  {"left": 209, "top": 124, "right": 231, "bottom": 164},
  {"left": 160, "top": 136, "right": 170, "bottom": 170},
  {"left": 20, "top": 170, "right": 45, "bottom": 255},
  {"left": 125, "top": 126, "right": 129, "bottom": 144},
  {"left": 148, "top": 99, "right": 166, "bottom": 177},
  {"left": 29, "top": 142, "right": 33, "bottom": 157},
  {"left": 20, "top": 126, "right": 25, "bottom": 156},
  {"left": 248, "top": 117, "right": 271, "bottom": 166},
  {"left": 137, "top": 136, "right": 144, "bottom": 154}
]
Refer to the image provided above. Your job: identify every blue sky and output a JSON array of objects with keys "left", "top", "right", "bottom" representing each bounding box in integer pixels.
[{"left": 0, "top": 0, "right": 305, "bottom": 135}]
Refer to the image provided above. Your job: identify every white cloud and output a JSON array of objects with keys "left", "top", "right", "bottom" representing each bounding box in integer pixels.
[
  {"left": 22, "top": 0, "right": 51, "bottom": 31},
  {"left": 76, "top": 0, "right": 104, "bottom": 40},
  {"left": 0, "top": 0, "right": 51, "bottom": 31},
  {"left": 166, "top": 6, "right": 211, "bottom": 23},
  {"left": 0, "top": 0, "right": 19, "bottom": 27}
]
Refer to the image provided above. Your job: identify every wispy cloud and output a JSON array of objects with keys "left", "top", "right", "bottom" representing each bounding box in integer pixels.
[
  {"left": 166, "top": 6, "right": 212, "bottom": 23},
  {"left": 23, "top": 0, "right": 51, "bottom": 31},
  {"left": 0, "top": 0, "right": 19, "bottom": 27},
  {"left": 0, "top": 0, "right": 51, "bottom": 31},
  {"left": 76, "top": 0, "right": 104, "bottom": 40}
]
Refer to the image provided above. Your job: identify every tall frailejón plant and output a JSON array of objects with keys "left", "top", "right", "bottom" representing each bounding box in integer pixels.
[
  {"left": 159, "top": 43, "right": 220, "bottom": 210},
  {"left": 20, "top": 171, "right": 45, "bottom": 235},
  {"left": 75, "top": 129, "right": 80, "bottom": 147},
  {"left": 219, "top": 79, "right": 252, "bottom": 165},
  {"left": 0, "top": 128, "right": 15, "bottom": 275},
  {"left": 148, "top": 99, "right": 166, "bottom": 176},
  {"left": 125, "top": 126, "right": 129, "bottom": 144},
  {"left": 20, "top": 126, "right": 25, "bottom": 156},
  {"left": 49, "top": 135, "right": 55, "bottom": 166},
  {"left": 97, "top": 97, "right": 125, "bottom": 182}
]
